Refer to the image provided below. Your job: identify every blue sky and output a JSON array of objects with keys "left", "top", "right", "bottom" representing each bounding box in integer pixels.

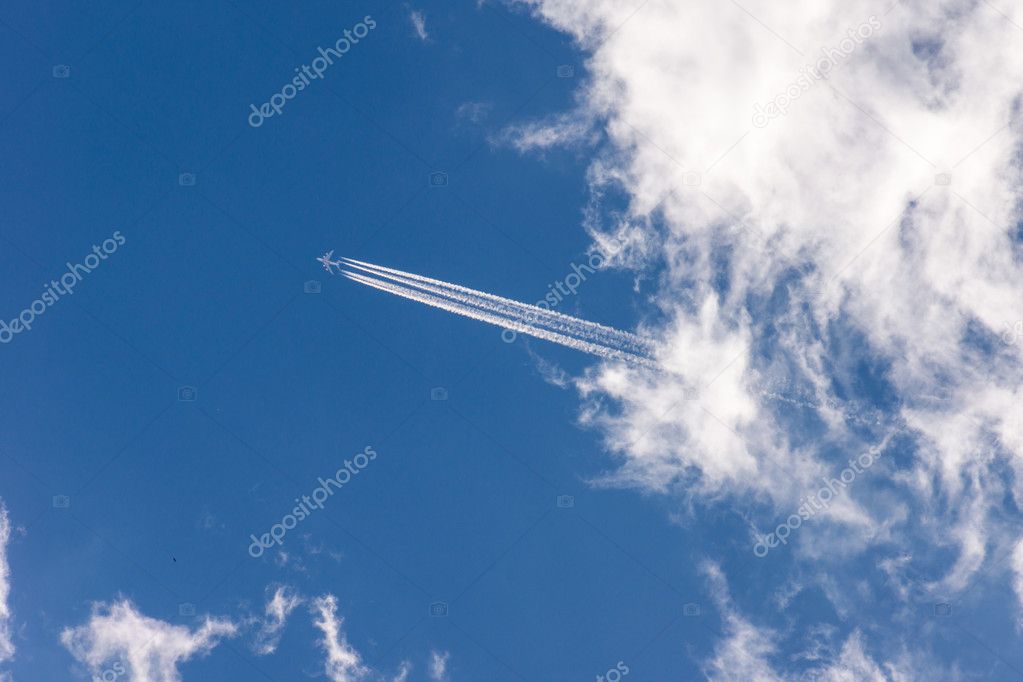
[{"left": 3, "top": 1, "right": 1023, "bottom": 681}]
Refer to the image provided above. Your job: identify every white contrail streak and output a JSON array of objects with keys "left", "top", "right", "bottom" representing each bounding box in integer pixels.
[
  {"left": 341, "top": 256, "right": 655, "bottom": 354},
  {"left": 342, "top": 256, "right": 652, "bottom": 352},
  {"left": 342, "top": 270, "right": 659, "bottom": 368},
  {"left": 342, "top": 259, "right": 639, "bottom": 349}
]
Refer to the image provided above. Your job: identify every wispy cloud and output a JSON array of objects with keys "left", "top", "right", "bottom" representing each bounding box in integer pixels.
[
  {"left": 392, "top": 660, "right": 413, "bottom": 682},
  {"left": 409, "top": 9, "right": 429, "bottom": 41},
  {"left": 429, "top": 650, "right": 450, "bottom": 681},
  {"left": 455, "top": 101, "right": 492, "bottom": 125},
  {"left": 252, "top": 585, "right": 302, "bottom": 655},
  {"left": 55, "top": 587, "right": 421, "bottom": 680},
  {"left": 61, "top": 600, "right": 237, "bottom": 681},
  {"left": 311, "top": 595, "right": 369, "bottom": 682},
  {"left": 501, "top": 111, "right": 597, "bottom": 151},
  {"left": 518, "top": 0, "right": 1023, "bottom": 589},
  {"left": 1013, "top": 539, "right": 1023, "bottom": 630},
  {"left": 0, "top": 502, "right": 13, "bottom": 666},
  {"left": 701, "top": 562, "right": 912, "bottom": 680},
  {"left": 511, "top": 0, "right": 1023, "bottom": 672},
  {"left": 700, "top": 562, "right": 779, "bottom": 680}
]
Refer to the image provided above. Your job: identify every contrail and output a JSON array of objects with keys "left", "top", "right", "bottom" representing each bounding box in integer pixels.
[
  {"left": 341, "top": 256, "right": 655, "bottom": 355},
  {"left": 342, "top": 256, "right": 653, "bottom": 352},
  {"left": 340, "top": 264, "right": 658, "bottom": 368},
  {"left": 342, "top": 259, "right": 645, "bottom": 350},
  {"left": 342, "top": 270, "right": 659, "bottom": 368}
]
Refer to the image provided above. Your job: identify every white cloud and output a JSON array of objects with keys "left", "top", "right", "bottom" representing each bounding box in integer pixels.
[
  {"left": 252, "top": 585, "right": 302, "bottom": 655},
  {"left": 0, "top": 502, "right": 14, "bottom": 666},
  {"left": 526, "top": 345, "right": 570, "bottom": 388},
  {"left": 501, "top": 111, "right": 597, "bottom": 151},
  {"left": 701, "top": 563, "right": 782, "bottom": 681},
  {"left": 311, "top": 595, "right": 370, "bottom": 682},
  {"left": 56, "top": 588, "right": 420, "bottom": 681},
  {"left": 410, "top": 10, "right": 429, "bottom": 41},
  {"left": 60, "top": 600, "right": 237, "bottom": 682},
  {"left": 702, "top": 562, "right": 912, "bottom": 681},
  {"left": 514, "top": 0, "right": 1023, "bottom": 594},
  {"left": 275, "top": 592, "right": 413, "bottom": 681},
  {"left": 429, "top": 650, "right": 450, "bottom": 680},
  {"left": 1013, "top": 538, "right": 1023, "bottom": 630},
  {"left": 810, "top": 632, "right": 907, "bottom": 682},
  {"left": 456, "top": 101, "right": 493, "bottom": 125},
  {"left": 393, "top": 660, "right": 413, "bottom": 682}
]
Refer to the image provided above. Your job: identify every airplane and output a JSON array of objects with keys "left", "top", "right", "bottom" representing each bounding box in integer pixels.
[{"left": 317, "top": 250, "right": 342, "bottom": 274}]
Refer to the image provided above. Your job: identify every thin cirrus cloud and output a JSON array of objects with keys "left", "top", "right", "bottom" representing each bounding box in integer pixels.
[
  {"left": 700, "top": 561, "right": 950, "bottom": 679},
  {"left": 311, "top": 594, "right": 413, "bottom": 682},
  {"left": 0, "top": 501, "right": 14, "bottom": 668},
  {"left": 252, "top": 585, "right": 302, "bottom": 656},
  {"left": 60, "top": 600, "right": 238, "bottom": 682},
  {"left": 507, "top": 0, "right": 1023, "bottom": 670},
  {"left": 393, "top": 660, "right": 413, "bottom": 682},
  {"left": 429, "top": 649, "right": 450, "bottom": 680},
  {"left": 409, "top": 9, "right": 429, "bottom": 41},
  {"left": 310, "top": 593, "right": 407, "bottom": 682},
  {"left": 311, "top": 594, "right": 369, "bottom": 682},
  {"left": 1014, "top": 539, "right": 1023, "bottom": 630},
  {"left": 57, "top": 588, "right": 418, "bottom": 681}
]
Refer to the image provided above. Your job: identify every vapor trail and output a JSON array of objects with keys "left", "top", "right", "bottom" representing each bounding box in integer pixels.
[
  {"left": 341, "top": 257, "right": 654, "bottom": 354},
  {"left": 342, "top": 270, "right": 659, "bottom": 368},
  {"left": 342, "top": 259, "right": 638, "bottom": 349}
]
